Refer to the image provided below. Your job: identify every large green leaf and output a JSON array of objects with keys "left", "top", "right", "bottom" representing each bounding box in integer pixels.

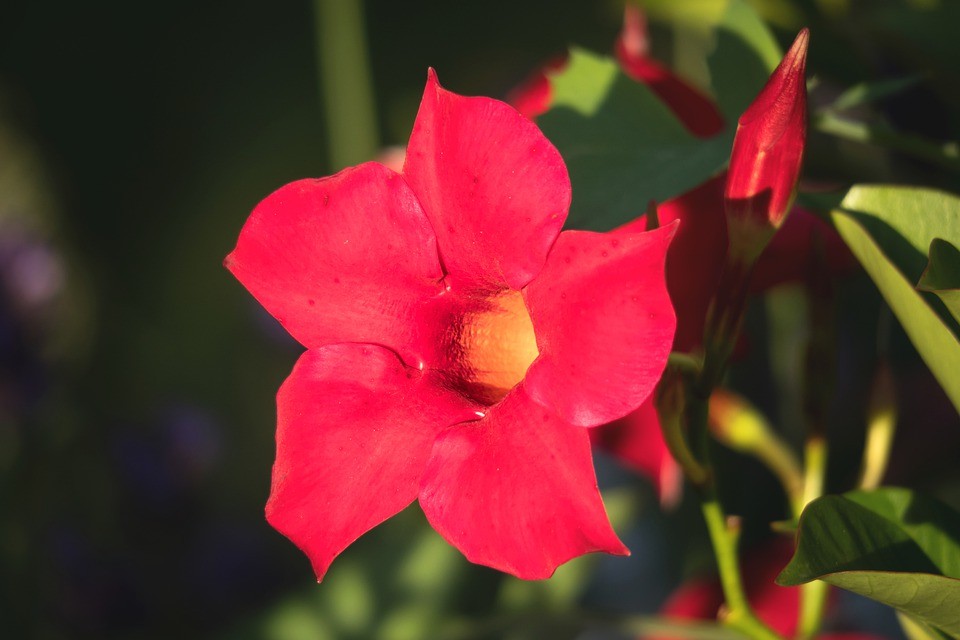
[
  {"left": 778, "top": 488, "right": 960, "bottom": 637},
  {"left": 838, "top": 186, "right": 960, "bottom": 285},
  {"left": 830, "top": 203, "right": 960, "bottom": 414},
  {"left": 706, "top": 0, "right": 781, "bottom": 120},
  {"left": 539, "top": 49, "right": 732, "bottom": 231},
  {"left": 918, "top": 238, "right": 960, "bottom": 324},
  {"left": 538, "top": 0, "right": 777, "bottom": 231}
]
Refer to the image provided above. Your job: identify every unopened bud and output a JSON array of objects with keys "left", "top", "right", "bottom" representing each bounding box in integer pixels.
[{"left": 725, "top": 29, "right": 810, "bottom": 265}]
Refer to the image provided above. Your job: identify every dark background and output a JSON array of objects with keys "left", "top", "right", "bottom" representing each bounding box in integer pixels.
[{"left": 1, "top": 1, "right": 958, "bottom": 638}]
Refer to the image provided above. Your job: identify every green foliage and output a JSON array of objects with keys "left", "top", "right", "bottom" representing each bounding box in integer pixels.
[
  {"left": 538, "top": 0, "right": 778, "bottom": 231},
  {"left": 918, "top": 238, "right": 960, "bottom": 324},
  {"left": 779, "top": 488, "right": 960, "bottom": 637},
  {"left": 831, "top": 75, "right": 925, "bottom": 112},
  {"left": 830, "top": 186, "right": 960, "bottom": 414},
  {"left": 706, "top": 0, "right": 781, "bottom": 119},
  {"left": 539, "top": 49, "right": 731, "bottom": 231}
]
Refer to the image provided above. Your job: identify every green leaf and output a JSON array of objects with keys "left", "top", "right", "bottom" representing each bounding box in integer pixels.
[
  {"left": 830, "top": 186, "right": 960, "bottom": 413},
  {"left": 918, "top": 238, "right": 960, "bottom": 324},
  {"left": 839, "top": 185, "right": 960, "bottom": 282},
  {"left": 540, "top": 49, "right": 732, "bottom": 230},
  {"left": 539, "top": 0, "right": 777, "bottom": 231},
  {"left": 778, "top": 488, "right": 960, "bottom": 637},
  {"left": 901, "top": 611, "right": 956, "bottom": 640},
  {"left": 707, "top": 0, "right": 781, "bottom": 119}
]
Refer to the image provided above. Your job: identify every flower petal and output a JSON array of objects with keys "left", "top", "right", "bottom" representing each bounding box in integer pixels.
[
  {"left": 267, "top": 344, "right": 480, "bottom": 581},
  {"left": 591, "top": 398, "right": 683, "bottom": 506},
  {"left": 616, "top": 175, "right": 727, "bottom": 352},
  {"left": 419, "top": 386, "right": 628, "bottom": 580},
  {"left": 225, "top": 162, "right": 445, "bottom": 366},
  {"left": 403, "top": 70, "right": 570, "bottom": 292},
  {"left": 750, "top": 206, "right": 856, "bottom": 292},
  {"left": 522, "top": 225, "right": 677, "bottom": 427}
]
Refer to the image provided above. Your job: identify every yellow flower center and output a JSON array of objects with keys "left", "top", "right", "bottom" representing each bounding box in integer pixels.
[{"left": 458, "top": 289, "right": 539, "bottom": 405}]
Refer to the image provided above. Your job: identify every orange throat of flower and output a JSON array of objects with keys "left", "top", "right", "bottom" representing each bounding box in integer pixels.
[{"left": 458, "top": 289, "right": 539, "bottom": 405}]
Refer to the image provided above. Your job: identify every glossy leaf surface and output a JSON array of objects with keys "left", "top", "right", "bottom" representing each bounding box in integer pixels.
[
  {"left": 779, "top": 488, "right": 960, "bottom": 637},
  {"left": 918, "top": 238, "right": 960, "bottom": 324},
  {"left": 830, "top": 186, "right": 960, "bottom": 413}
]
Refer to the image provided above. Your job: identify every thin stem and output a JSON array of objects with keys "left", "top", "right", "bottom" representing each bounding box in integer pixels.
[
  {"left": 658, "top": 373, "right": 711, "bottom": 487},
  {"left": 797, "top": 435, "right": 829, "bottom": 639},
  {"left": 858, "top": 361, "right": 897, "bottom": 490},
  {"left": 801, "top": 436, "right": 827, "bottom": 509},
  {"left": 707, "top": 390, "right": 805, "bottom": 518},
  {"left": 757, "top": 436, "right": 806, "bottom": 521},
  {"left": 668, "top": 351, "right": 704, "bottom": 375},
  {"left": 314, "top": 0, "right": 379, "bottom": 169},
  {"left": 701, "top": 497, "right": 783, "bottom": 640},
  {"left": 798, "top": 581, "right": 829, "bottom": 640},
  {"left": 688, "top": 256, "right": 784, "bottom": 640},
  {"left": 814, "top": 111, "right": 960, "bottom": 173}
]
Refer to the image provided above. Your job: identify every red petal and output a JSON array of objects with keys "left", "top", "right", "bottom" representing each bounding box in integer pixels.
[
  {"left": 751, "top": 206, "right": 857, "bottom": 292},
  {"left": 225, "top": 163, "right": 445, "bottom": 366},
  {"left": 523, "top": 225, "right": 676, "bottom": 427},
  {"left": 267, "top": 344, "right": 480, "bottom": 581},
  {"left": 419, "top": 387, "right": 628, "bottom": 579},
  {"left": 617, "top": 175, "right": 728, "bottom": 353},
  {"left": 615, "top": 6, "right": 724, "bottom": 139},
  {"left": 403, "top": 70, "right": 570, "bottom": 292},
  {"left": 591, "top": 398, "right": 683, "bottom": 506}
]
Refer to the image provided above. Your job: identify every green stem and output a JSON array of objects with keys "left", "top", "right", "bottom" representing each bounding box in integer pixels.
[
  {"left": 701, "top": 497, "right": 783, "bottom": 640},
  {"left": 314, "top": 0, "right": 379, "bottom": 169},
  {"left": 801, "top": 436, "right": 827, "bottom": 509},
  {"left": 687, "top": 257, "right": 783, "bottom": 640},
  {"left": 797, "top": 435, "right": 829, "bottom": 639},
  {"left": 756, "top": 435, "right": 806, "bottom": 521},
  {"left": 658, "top": 373, "right": 711, "bottom": 487},
  {"left": 858, "top": 361, "right": 897, "bottom": 490},
  {"left": 668, "top": 352, "right": 704, "bottom": 375},
  {"left": 814, "top": 111, "right": 960, "bottom": 173},
  {"left": 707, "top": 390, "right": 804, "bottom": 518}
]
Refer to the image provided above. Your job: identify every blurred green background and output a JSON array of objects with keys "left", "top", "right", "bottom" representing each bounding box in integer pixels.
[{"left": 1, "top": 0, "right": 959, "bottom": 638}]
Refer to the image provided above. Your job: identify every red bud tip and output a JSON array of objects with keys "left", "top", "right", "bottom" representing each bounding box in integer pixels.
[
  {"left": 618, "top": 5, "right": 650, "bottom": 60},
  {"left": 724, "top": 28, "right": 810, "bottom": 265}
]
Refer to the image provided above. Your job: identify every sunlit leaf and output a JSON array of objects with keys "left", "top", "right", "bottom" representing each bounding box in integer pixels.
[
  {"left": 918, "top": 238, "right": 960, "bottom": 324},
  {"left": 707, "top": 0, "right": 781, "bottom": 119},
  {"left": 778, "top": 488, "right": 960, "bottom": 637},
  {"left": 540, "top": 49, "right": 731, "bottom": 230},
  {"left": 839, "top": 185, "right": 960, "bottom": 283},
  {"left": 830, "top": 187, "right": 960, "bottom": 413},
  {"left": 900, "top": 611, "right": 955, "bottom": 640}
]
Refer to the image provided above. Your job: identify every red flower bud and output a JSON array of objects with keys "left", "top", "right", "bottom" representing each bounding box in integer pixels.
[{"left": 725, "top": 29, "right": 809, "bottom": 265}]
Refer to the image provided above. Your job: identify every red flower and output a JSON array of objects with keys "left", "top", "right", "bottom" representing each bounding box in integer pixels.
[
  {"left": 725, "top": 29, "right": 810, "bottom": 264},
  {"left": 585, "top": 29, "right": 823, "bottom": 503},
  {"left": 225, "top": 71, "right": 678, "bottom": 580}
]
